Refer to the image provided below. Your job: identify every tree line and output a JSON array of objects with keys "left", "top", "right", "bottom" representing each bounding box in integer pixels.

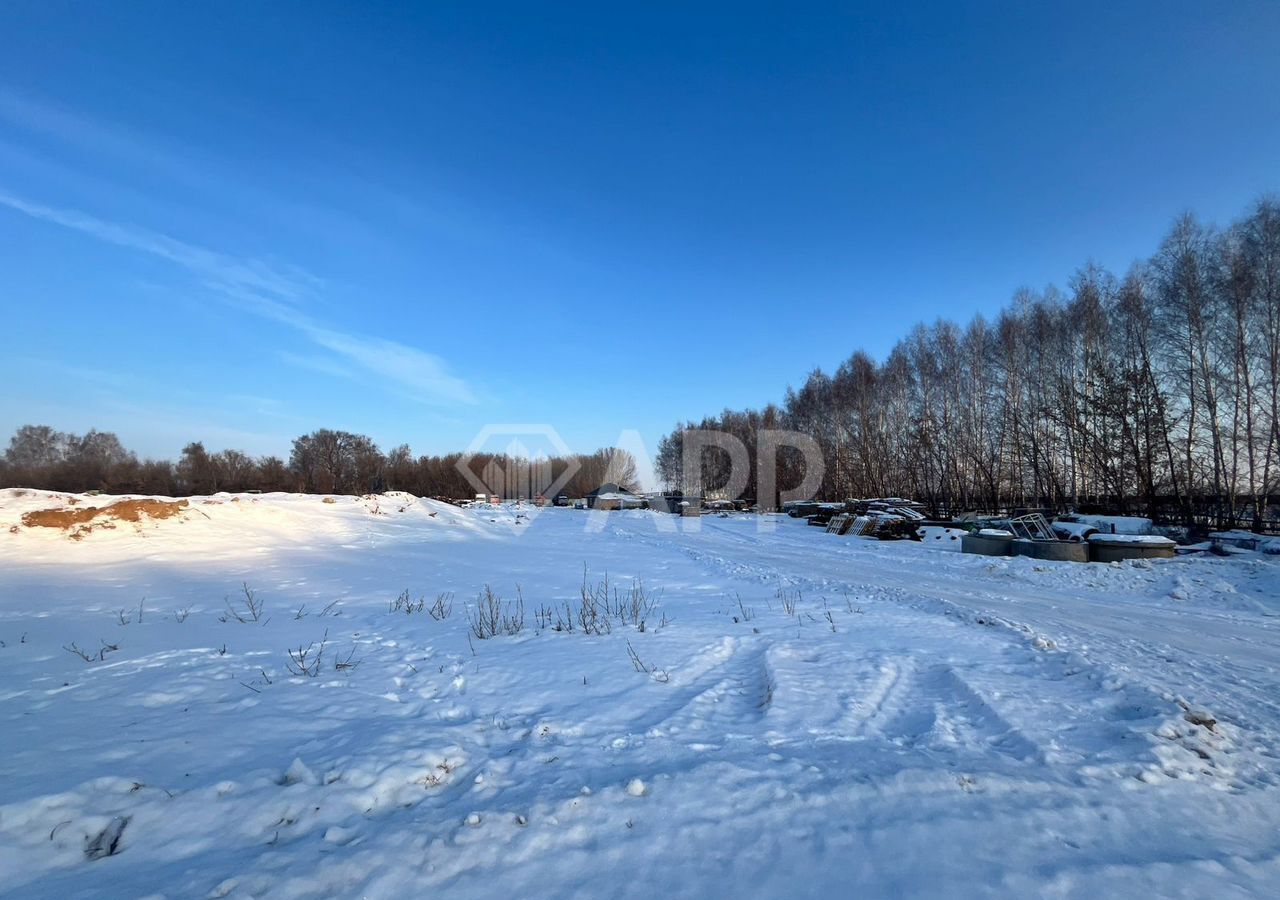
[
  {"left": 0, "top": 425, "right": 639, "bottom": 500},
  {"left": 657, "top": 197, "right": 1280, "bottom": 530}
]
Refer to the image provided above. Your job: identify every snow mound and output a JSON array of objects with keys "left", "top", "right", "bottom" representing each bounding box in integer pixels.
[{"left": 1, "top": 489, "right": 478, "bottom": 564}]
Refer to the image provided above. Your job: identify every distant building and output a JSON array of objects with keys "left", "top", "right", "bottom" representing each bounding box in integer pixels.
[
  {"left": 585, "top": 483, "right": 644, "bottom": 510},
  {"left": 645, "top": 491, "right": 700, "bottom": 514}
]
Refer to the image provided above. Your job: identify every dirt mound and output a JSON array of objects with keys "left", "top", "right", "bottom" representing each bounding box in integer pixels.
[{"left": 20, "top": 499, "right": 190, "bottom": 538}]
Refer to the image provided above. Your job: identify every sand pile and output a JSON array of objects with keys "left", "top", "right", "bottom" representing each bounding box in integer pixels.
[{"left": 20, "top": 498, "right": 190, "bottom": 539}]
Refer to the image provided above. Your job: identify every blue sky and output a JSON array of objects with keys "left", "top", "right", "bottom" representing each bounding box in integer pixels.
[{"left": 2, "top": 1, "right": 1279, "bottom": 472}]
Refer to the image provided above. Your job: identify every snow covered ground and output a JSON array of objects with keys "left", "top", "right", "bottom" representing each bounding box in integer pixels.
[{"left": 2, "top": 489, "right": 1279, "bottom": 898}]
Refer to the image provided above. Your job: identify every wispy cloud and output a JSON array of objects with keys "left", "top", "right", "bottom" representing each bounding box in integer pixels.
[
  {"left": 277, "top": 351, "right": 355, "bottom": 380},
  {"left": 0, "top": 189, "right": 476, "bottom": 406},
  {"left": 293, "top": 324, "right": 476, "bottom": 405},
  {"left": 0, "top": 88, "right": 158, "bottom": 168},
  {"left": 0, "top": 189, "right": 316, "bottom": 301}
]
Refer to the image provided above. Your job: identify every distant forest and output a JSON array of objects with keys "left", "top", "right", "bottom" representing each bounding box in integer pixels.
[
  {"left": 0, "top": 426, "right": 639, "bottom": 500},
  {"left": 656, "top": 197, "right": 1280, "bottom": 530}
]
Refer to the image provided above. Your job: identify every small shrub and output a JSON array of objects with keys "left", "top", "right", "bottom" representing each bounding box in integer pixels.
[
  {"left": 333, "top": 644, "right": 361, "bottom": 672},
  {"left": 286, "top": 630, "right": 329, "bottom": 676},
  {"left": 240, "top": 668, "right": 274, "bottom": 692},
  {"left": 390, "top": 590, "right": 451, "bottom": 619},
  {"left": 115, "top": 598, "right": 146, "bottom": 626},
  {"left": 221, "top": 583, "right": 265, "bottom": 623},
  {"left": 775, "top": 585, "right": 800, "bottom": 617},
  {"left": 64, "top": 639, "right": 119, "bottom": 663},
  {"left": 626, "top": 640, "right": 669, "bottom": 683},
  {"left": 467, "top": 586, "right": 525, "bottom": 639},
  {"left": 618, "top": 577, "right": 661, "bottom": 632},
  {"left": 429, "top": 592, "right": 454, "bottom": 620},
  {"left": 390, "top": 589, "right": 425, "bottom": 615},
  {"left": 574, "top": 572, "right": 612, "bottom": 635},
  {"left": 535, "top": 603, "right": 554, "bottom": 629},
  {"left": 550, "top": 567, "right": 664, "bottom": 635}
]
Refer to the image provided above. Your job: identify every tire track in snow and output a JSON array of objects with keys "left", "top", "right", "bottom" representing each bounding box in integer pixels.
[
  {"left": 840, "top": 655, "right": 906, "bottom": 738},
  {"left": 609, "top": 518, "right": 1256, "bottom": 786}
]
